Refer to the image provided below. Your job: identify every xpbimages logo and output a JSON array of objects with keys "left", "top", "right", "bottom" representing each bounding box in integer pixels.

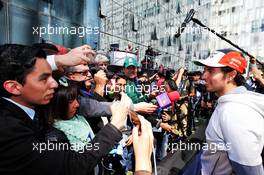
[
  {"left": 32, "top": 141, "right": 100, "bottom": 153},
  {"left": 168, "top": 140, "right": 232, "bottom": 154},
  {"left": 32, "top": 24, "right": 99, "bottom": 37}
]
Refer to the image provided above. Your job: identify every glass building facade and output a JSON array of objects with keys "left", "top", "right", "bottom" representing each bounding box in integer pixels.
[{"left": 0, "top": 0, "right": 100, "bottom": 48}]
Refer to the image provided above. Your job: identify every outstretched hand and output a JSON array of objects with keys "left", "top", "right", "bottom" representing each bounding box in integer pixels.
[{"left": 133, "top": 115, "right": 153, "bottom": 172}]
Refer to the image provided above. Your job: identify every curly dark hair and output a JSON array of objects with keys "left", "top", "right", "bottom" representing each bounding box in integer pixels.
[{"left": 221, "top": 66, "right": 245, "bottom": 86}]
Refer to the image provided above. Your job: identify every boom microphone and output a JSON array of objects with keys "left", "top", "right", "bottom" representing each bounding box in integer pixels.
[
  {"left": 175, "top": 8, "right": 264, "bottom": 66},
  {"left": 174, "top": 9, "right": 195, "bottom": 38}
]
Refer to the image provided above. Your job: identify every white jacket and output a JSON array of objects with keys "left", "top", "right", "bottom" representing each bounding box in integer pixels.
[{"left": 202, "top": 86, "right": 264, "bottom": 175}]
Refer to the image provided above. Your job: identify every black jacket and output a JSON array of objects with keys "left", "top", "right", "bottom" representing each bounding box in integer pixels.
[
  {"left": 45, "top": 126, "right": 70, "bottom": 143},
  {"left": 0, "top": 98, "right": 122, "bottom": 175}
]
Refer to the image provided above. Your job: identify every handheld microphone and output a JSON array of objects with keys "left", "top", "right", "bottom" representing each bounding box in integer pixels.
[
  {"left": 155, "top": 91, "right": 180, "bottom": 108},
  {"left": 174, "top": 9, "right": 195, "bottom": 38},
  {"left": 167, "top": 91, "right": 180, "bottom": 103}
]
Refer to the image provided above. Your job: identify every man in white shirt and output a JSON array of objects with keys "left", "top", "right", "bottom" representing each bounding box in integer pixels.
[{"left": 194, "top": 49, "right": 264, "bottom": 175}]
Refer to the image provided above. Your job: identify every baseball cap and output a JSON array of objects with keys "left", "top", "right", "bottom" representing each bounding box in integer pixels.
[
  {"left": 123, "top": 57, "right": 138, "bottom": 68},
  {"left": 193, "top": 49, "right": 247, "bottom": 73}
]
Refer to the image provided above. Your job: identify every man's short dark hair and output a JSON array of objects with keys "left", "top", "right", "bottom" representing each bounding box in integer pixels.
[
  {"left": 32, "top": 43, "right": 59, "bottom": 55},
  {"left": 0, "top": 44, "right": 46, "bottom": 97}
]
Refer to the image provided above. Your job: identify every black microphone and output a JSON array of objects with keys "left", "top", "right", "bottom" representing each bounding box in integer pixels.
[{"left": 174, "top": 9, "right": 195, "bottom": 38}]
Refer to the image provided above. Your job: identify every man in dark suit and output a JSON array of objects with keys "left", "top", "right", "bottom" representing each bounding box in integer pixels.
[{"left": 0, "top": 44, "right": 130, "bottom": 175}]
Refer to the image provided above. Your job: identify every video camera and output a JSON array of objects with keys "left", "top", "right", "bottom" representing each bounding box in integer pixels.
[
  {"left": 89, "top": 64, "right": 115, "bottom": 80},
  {"left": 194, "top": 83, "right": 207, "bottom": 93}
]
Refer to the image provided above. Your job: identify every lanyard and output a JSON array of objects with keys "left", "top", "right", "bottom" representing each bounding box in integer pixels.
[{"left": 81, "top": 89, "right": 93, "bottom": 97}]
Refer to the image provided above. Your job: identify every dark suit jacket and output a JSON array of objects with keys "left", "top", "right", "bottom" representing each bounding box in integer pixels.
[{"left": 0, "top": 98, "right": 122, "bottom": 175}]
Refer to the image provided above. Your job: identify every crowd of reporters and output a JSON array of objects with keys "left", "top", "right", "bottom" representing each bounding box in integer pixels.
[{"left": 0, "top": 43, "right": 263, "bottom": 175}]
